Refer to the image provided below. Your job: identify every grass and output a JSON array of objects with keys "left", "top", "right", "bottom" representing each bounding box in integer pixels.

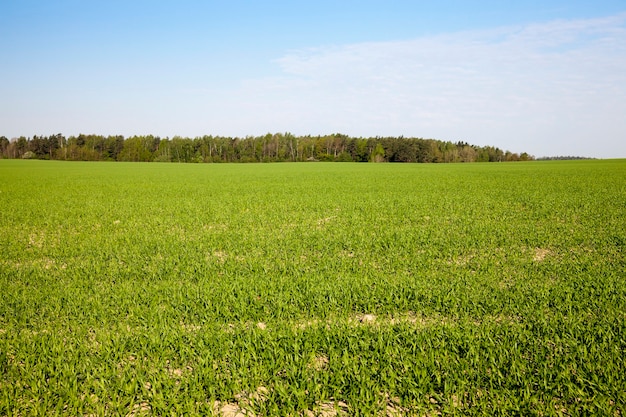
[{"left": 1, "top": 159, "right": 625, "bottom": 416}]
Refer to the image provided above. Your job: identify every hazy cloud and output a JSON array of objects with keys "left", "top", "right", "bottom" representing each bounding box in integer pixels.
[{"left": 234, "top": 13, "right": 626, "bottom": 157}]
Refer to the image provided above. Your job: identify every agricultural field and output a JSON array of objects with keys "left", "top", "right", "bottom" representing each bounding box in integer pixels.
[{"left": 0, "top": 159, "right": 624, "bottom": 416}]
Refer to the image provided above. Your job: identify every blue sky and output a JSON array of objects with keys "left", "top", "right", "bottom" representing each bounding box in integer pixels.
[{"left": 1, "top": 1, "right": 625, "bottom": 158}]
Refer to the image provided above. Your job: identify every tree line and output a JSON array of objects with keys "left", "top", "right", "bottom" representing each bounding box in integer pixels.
[
  {"left": 536, "top": 156, "right": 593, "bottom": 161},
  {"left": 0, "top": 133, "right": 533, "bottom": 163}
]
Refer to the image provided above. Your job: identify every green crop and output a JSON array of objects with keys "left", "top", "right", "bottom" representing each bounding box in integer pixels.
[{"left": 1, "top": 159, "right": 624, "bottom": 415}]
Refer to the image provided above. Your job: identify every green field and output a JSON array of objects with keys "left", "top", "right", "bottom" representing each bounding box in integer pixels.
[{"left": 1, "top": 160, "right": 624, "bottom": 416}]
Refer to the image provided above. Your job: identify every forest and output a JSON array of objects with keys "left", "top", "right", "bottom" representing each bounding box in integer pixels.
[{"left": 0, "top": 133, "right": 533, "bottom": 163}]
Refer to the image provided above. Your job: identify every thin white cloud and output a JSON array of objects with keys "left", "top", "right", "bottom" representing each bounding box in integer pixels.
[{"left": 230, "top": 13, "right": 626, "bottom": 157}]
